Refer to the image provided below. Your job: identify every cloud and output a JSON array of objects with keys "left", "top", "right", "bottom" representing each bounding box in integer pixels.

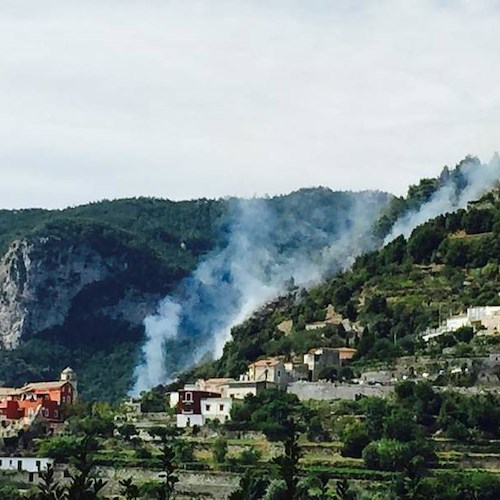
[{"left": 0, "top": 0, "right": 499, "bottom": 208}]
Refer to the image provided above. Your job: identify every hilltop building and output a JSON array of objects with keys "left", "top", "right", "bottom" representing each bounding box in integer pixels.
[
  {"left": 304, "top": 347, "right": 357, "bottom": 381},
  {"left": 423, "top": 306, "right": 500, "bottom": 342},
  {"left": 244, "top": 357, "right": 288, "bottom": 389}
]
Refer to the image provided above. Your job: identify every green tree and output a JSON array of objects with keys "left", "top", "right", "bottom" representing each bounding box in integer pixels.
[
  {"left": 272, "top": 421, "right": 302, "bottom": 500},
  {"left": 335, "top": 478, "right": 355, "bottom": 500},
  {"left": 65, "top": 436, "right": 107, "bottom": 500},
  {"left": 155, "top": 441, "right": 179, "bottom": 500},
  {"left": 212, "top": 437, "right": 228, "bottom": 464},
  {"left": 383, "top": 408, "right": 419, "bottom": 442},
  {"left": 341, "top": 421, "right": 370, "bottom": 458},
  {"left": 229, "top": 470, "right": 268, "bottom": 500},
  {"left": 119, "top": 478, "right": 140, "bottom": 500},
  {"left": 119, "top": 423, "right": 137, "bottom": 441},
  {"left": 31, "top": 464, "right": 66, "bottom": 500}
]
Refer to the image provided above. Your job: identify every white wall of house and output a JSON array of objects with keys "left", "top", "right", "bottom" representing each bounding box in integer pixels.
[
  {"left": 169, "top": 392, "right": 179, "bottom": 408},
  {"left": 201, "top": 397, "right": 232, "bottom": 423},
  {"left": 0, "top": 457, "right": 53, "bottom": 473},
  {"left": 468, "top": 306, "right": 500, "bottom": 320},
  {"left": 446, "top": 315, "right": 469, "bottom": 331},
  {"left": 176, "top": 414, "right": 204, "bottom": 428},
  {"left": 222, "top": 384, "right": 258, "bottom": 400}
]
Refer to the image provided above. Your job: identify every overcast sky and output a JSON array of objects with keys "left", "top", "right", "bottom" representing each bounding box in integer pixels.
[{"left": 0, "top": 0, "right": 499, "bottom": 209}]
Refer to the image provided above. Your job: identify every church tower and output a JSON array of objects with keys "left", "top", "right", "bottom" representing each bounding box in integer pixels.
[{"left": 60, "top": 367, "right": 78, "bottom": 401}]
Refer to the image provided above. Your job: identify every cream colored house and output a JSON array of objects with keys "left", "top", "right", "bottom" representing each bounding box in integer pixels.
[
  {"left": 221, "top": 380, "right": 276, "bottom": 400},
  {"left": 246, "top": 358, "right": 288, "bottom": 390}
]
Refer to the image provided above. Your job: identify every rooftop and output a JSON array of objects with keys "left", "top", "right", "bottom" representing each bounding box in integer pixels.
[
  {"left": 22, "top": 381, "right": 68, "bottom": 392},
  {"left": 248, "top": 358, "right": 282, "bottom": 368}
]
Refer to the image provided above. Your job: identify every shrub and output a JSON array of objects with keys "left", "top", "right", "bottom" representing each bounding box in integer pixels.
[{"left": 341, "top": 422, "right": 370, "bottom": 458}]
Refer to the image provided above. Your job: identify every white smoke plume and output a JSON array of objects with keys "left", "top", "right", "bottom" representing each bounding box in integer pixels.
[
  {"left": 131, "top": 155, "right": 500, "bottom": 394},
  {"left": 385, "top": 154, "right": 500, "bottom": 243},
  {"left": 131, "top": 190, "right": 387, "bottom": 394}
]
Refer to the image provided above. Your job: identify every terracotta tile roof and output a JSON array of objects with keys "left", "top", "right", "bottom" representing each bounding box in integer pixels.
[
  {"left": 248, "top": 358, "right": 282, "bottom": 368},
  {"left": 204, "top": 378, "right": 234, "bottom": 384},
  {"left": 22, "top": 381, "right": 67, "bottom": 391}
]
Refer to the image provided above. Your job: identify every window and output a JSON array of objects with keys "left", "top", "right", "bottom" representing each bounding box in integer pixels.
[
  {"left": 29, "top": 472, "right": 34, "bottom": 482},
  {"left": 54, "top": 410, "right": 59, "bottom": 419},
  {"left": 278, "top": 370, "right": 281, "bottom": 377},
  {"left": 17, "top": 460, "right": 22, "bottom": 472},
  {"left": 219, "top": 404, "right": 224, "bottom": 411},
  {"left": 185, "top": 392, "right": 193, "bottom": 402},
  {"left": 205, "top": 404, "right": 211, "bottom": 412}
]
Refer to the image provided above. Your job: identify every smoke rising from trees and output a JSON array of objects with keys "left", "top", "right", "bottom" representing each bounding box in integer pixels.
[
  {"left": 385, "top": 155, "right": 500, "bottom": 243},
  {"left": 131, "top": 190, "right": 388, "bottom": 393}
]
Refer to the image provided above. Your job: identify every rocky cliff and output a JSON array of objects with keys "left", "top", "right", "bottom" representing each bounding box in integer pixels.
[{"left": 0, "top": 236, "right": 160, "bottom": 349}]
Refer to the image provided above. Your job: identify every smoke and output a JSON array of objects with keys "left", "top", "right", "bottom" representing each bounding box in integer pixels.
[
  {"left": 385, "top": 154, "right": 500, "bottom": 243},
  {"left": 131, "top": 155, "right": 500, "bottom": 394},
  {"left": 131, "top": 190, "right": 388, "bottom": 394}
]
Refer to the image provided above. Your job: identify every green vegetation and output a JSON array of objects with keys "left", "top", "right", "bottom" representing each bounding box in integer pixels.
[
  {"left": 0, "top": 189, "right": 390, "bottom": 400},
  {"left": 182, "top": 184, "right": 500, "bottom": 387}
]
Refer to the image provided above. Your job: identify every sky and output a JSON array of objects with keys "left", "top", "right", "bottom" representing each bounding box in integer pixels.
[{"left": 0, "top": 0, "right": 499, "bottom": 209}]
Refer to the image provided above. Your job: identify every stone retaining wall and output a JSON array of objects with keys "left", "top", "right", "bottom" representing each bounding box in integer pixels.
[{"left": 288, "top": 382, "right": 394, "bottom": 401}]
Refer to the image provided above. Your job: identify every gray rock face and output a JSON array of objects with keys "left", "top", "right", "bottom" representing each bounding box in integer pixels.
[{"left": 0, "top": 237, "right": 155, "bottom": 349}]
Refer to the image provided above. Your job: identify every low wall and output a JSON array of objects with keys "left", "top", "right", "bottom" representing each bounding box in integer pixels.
[
  {"left": 288, "top": 382, "right": 394, "bottom": 401},
  {"left": 96, "top": 466, "right": 240, "bottom": 499}
]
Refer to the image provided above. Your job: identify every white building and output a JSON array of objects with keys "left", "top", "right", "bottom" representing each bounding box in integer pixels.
[
  {"left": 221, "top": 380, "right": 276, "bottom": 400},
  {"left": 200, "top": 397, "right": 232, "bottom": 424},
  {"left": 423, "top": 305, "right": 500, "bottom": 342},
  {"left": 176, "top": 396, "right": 232, "bottom": 428},
  {"left": 0, "top": 456, "right": 53, "bottom": 473}
]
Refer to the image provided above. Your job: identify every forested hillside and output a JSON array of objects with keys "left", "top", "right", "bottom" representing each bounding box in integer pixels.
[
  {"left": 186, "top": 183, "right": 500, "bottom": 383},
  {"left": 0, "top": 189, "right": 389, "bottom": 400}
]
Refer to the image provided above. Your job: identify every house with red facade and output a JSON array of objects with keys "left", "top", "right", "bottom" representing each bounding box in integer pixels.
[
  {"left": 176, "top": 387, "right": 232, "bottom": 428},
  {"left": 0, "top": 368, "right": 77, "bottom": 427}
]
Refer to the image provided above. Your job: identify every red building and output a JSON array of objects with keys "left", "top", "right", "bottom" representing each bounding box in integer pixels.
[{"left": 0, "top": 368, "right": 77, "bottom": 424}]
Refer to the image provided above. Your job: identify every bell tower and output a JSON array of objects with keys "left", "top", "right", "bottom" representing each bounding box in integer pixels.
[{"left": 60, "top": 367, "right": 78, "bottom": 401}]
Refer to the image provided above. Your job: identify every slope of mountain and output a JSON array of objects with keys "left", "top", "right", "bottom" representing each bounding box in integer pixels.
[
  {"left": 185, "top": 183, "right": 500, "bottom": 383},
  {"left": 0, "top": 189, "right": 390, "bottom": 400}
]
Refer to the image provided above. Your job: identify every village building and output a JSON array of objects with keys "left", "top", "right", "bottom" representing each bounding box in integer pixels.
[
  {"left": 0, "top": 368, "right": 77, "bottom": 431},
  {"left": 423, "top": 305, "right": 500, "bottom": 342},
  {"left": 195, "top": 378, "right": 235, "bottom": 394},
  {"left": 175, "top": 388, "right": 232, "bottom": 428},
  {"left": 304, "top": 347, "right": 357, "bottom": 381},
  {"left": 221, "top": 380, "right": 276, "bottom": 400},
  {"left": 244, "top": 357, "right": 288, "bottom": 390},
  {"left": 335, "top": 347, "right": 358, "bottom": 364},
  {"left": 284, "top": 362, "right": 309, "bottom": 382},
  {"left": 0, "top": 457, "right": 54, "bottom": 484}
]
